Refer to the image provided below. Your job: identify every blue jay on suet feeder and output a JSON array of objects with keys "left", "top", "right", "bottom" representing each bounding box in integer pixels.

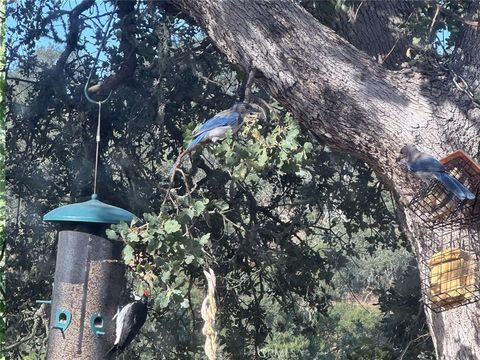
[
  {"left": 170, "top": 102, "right": 262, "bottom": 181},
  {"left": 397, "top": 144, "right": 475, "bottom": 201}
]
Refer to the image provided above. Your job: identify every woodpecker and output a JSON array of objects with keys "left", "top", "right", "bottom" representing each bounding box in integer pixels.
[{"left": 106, "top": 290, "right": 149, "bottom": 358}]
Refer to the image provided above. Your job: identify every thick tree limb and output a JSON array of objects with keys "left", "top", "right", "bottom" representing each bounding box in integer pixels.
[
  {"left": 170, "top": 0, "right": 436, "bottom": 188},
  {"left": 88, "top": 0, "right": 137, "bottom": 96},
  {"left": 54, "top": 0, "right": 95, "bottom": 72},
  {"left": 302, "top": 1, "right": 415, "bottom": 69},
  {"left": 168, "top": 1, "right": 480, "bottom": 359}
]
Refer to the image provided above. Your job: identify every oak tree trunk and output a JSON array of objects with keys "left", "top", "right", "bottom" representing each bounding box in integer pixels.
[{"left": 169, "top": 0, "right": 480, "bottom": 358}]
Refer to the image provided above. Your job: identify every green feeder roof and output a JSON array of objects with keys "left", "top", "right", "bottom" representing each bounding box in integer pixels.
[{"left": 43, "top": 194, "right": 135, "bottom": 224}]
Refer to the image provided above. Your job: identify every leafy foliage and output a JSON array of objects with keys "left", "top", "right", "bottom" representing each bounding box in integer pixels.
[
  {"left": 3, "top": 1, "right": 444, "bottom": 359},
  {"left": 0, "top": 0, "right": 6, "bottom": 357}
]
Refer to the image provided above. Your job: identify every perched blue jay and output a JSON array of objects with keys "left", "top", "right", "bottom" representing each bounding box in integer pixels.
[
  {"left": 170, "top": 102, "right": 260, "bottom": 181},
  {"left": 398, "top": 144, "right": 475, "bottom": 201}
]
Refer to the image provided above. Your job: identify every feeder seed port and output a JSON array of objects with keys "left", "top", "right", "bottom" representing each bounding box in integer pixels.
[
  {"left": 53, "top": 308, "right": 72, "bottom": 332},
  {"left": 90, "top": 313, "right": 106, "bottom": 337}
]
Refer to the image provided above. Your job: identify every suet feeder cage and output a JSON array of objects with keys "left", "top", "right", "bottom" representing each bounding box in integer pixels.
[
  {"left": 409, "top": 150, "right": 480, "bottom": 228},
  {"left": 44, "top": 194, "right": 135, "bottom": 360},
  {"left": 419, "top": 226, "right": 480, "bottom": 312}
]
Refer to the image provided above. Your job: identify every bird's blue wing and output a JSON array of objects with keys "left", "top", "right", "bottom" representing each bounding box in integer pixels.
[
  {"left": 193, "top": 110, "right": 240, "bottom": 137},
  {"left": 409, "top": 154, "right": 445, "bottom": 173},
  {"left": 186, "top": 132, "right": 208, "bottom": 150}
]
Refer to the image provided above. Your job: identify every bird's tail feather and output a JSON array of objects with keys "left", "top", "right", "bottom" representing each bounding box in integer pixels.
[
  {"left": 187, "top": 133, "right": 205, "bottom": 149},
  {"left": 105, "top": 345, "right": 118, "bottom": 359},
  {"left": 435, "top": 172, "right": 475, "bottom": 200}
]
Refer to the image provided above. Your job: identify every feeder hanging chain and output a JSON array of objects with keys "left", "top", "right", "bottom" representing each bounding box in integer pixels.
[
  {"left": 94, "top": 102, "right": 102, "bottom": 195},
  {"left": 83, "top": 5, "right": 116, "bottom": 194}
]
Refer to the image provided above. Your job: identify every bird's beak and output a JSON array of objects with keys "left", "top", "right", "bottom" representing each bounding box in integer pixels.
[{"left": 396, "top": 154, "right": 406, "bottom": 163}]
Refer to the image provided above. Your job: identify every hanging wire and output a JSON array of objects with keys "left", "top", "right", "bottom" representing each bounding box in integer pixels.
[
  {"left": 83, "top": 5, "right": 116, "bottom": 195},
  {"left": 93, "top": 102, "right": 102, "bottom": 195}
]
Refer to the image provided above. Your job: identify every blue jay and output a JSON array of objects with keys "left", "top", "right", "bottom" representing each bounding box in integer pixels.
[
  {"left": 170, "top": 102, "right": 261, "bottom": 181},
  {"left": 398, "top": 144, "right": 475, "bottom": 201}
]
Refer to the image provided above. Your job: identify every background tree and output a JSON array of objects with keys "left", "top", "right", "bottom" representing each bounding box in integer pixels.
[
  {"left": 7, "top": 0, "right": 477, "bottom": 359},
  {"left": 164, "top": 0, "right": 480, "bottom": 358},
  {"left": 0, "top": 0, "right": 6, "bottom": 358}
]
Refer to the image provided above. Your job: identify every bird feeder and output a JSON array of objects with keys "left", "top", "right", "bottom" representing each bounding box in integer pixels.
[
  {"left": 44, "top": 194, "right": 135, "bottom": 360},
  {"left": 409, "top": 150, "right": 480, "bottom": 228},
  {"left": 419, "top": 226, "right": 480, "bottom": 312}
]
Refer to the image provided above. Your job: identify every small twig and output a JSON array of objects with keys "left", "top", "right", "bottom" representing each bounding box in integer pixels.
[
  {"left": 170, "top": 144, "right": 201, "bottom": 183},
  {"left": 399, "top": 333, "right": 430, "bottom": 360},
  {"left": 381, "top": 11, "right": 414, "bottom": 65},
  {"left": 437, "top": 5, "right": 480, "bottom": 28},
  {"left": 195, "top": 71, "right": 225, "bottom": 87},
  {"left": 6, "top": 76, "right": 38, "bottom": 84},
  {"left": 243, "top": 68, "right": 256, "bottom": 103},
  {"left": 349, "top": 1, "right": 364, "bottom": 23},
  {"left": 429, "top": 5, "right": 441, "bottom": 36},
  {"left": 381, "top": 37, "right": 400, "bottom": 65},
  {"left": 6, "top": 304, "right": 47, "bottom": 351}
]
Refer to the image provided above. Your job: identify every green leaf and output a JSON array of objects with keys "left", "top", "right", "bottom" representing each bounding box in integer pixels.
[
  {"left": 257, "top": 149, "right": 268, "bottom": 167},
  {"left": 164, "top": 219, "right": 181, "bottom": 234},
  {"left": 178, "top": 208, "right": 195, "bottom": 223},
  {"left": 127, "top": 232, "right": 139, "bottom": 242},
  {"left": 199, "top": 233, "right": 210, "bottom": 245},
  {"left": 193, "top": 200, "right": 205, "bottom": 216},
  {"left": 215, "top": 200, "right": 229, "bottom": 211},
  {"left": 161, "top": 270, "right": 171, "bottom": 283},
  {"left": 105, "top": 229, "right": 118, "bottom": 240},
  {"left": 303, "top": 142, "right": 313, "bottom": 153},
  {"left": 158, "top": 295, "right": 170, "bottom": 309},
  {"left": 122, "top": 244, "right": 134, "bottom": 264},
  {"left": 146, "top": 236, "right": 160, "bottom": 253},
  {"left": 184, "top": 254, "right": 195, "bottom": 264}
]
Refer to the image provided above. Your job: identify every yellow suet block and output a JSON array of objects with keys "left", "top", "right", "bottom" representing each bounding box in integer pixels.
[{"left": 428, "top": 248, "right": 477, "bottom": 307}]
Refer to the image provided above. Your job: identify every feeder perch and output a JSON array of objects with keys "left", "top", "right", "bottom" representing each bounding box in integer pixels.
[
  {"left": 90, "top": 313, "right": 106, "bottom": 337},
  {"left": 53, "top": 308, "right": 72, "bottom": 332},
  {"left": 44, "top": 194, "right": 135, "bottom": 360},
  {"left": 36, "top": 300, "right": 52, "bottom": 304},
  {"left": 420, "top": 226, "right": 480, "bottom": 312},
  {"left": 409, "top": 150, "right": 480, "bottom": 228}
]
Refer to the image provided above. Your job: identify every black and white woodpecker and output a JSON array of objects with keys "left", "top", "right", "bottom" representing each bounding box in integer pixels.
[{"left": 105, "top": 290, "right": 149, "bottom": 358}]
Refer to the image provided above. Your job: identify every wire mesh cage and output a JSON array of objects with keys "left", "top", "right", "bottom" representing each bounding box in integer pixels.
[
  {"left": 409, "top": 150, "right": 480, "bottom": 228},
  {"left": 419, "top": 226, "right": 480, "bottom": 312}
]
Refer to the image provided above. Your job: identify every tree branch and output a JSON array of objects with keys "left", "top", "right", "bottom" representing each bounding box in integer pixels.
[
  {"left": 88, "top": 0, "right": 138, "bottom": 95},
  {"left": 302, "top": 1, "right": 415, "bottom": 69},
  {"left": 169, "top": 0, "right": 434, "bottom": 187},
  {"left": 54, "top": 0, "right": 95, "bottom": 72},
  {"left": 453, "top": 2, "right": 480, "bottom": 97}
]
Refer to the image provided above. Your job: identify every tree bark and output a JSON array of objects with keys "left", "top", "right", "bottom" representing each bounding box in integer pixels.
[
  {"left": 169, "top": 0, "right": 480, "bottom": 358},
  {"left": 302, "top": 0, "right": 414, "bottom": 69}
]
